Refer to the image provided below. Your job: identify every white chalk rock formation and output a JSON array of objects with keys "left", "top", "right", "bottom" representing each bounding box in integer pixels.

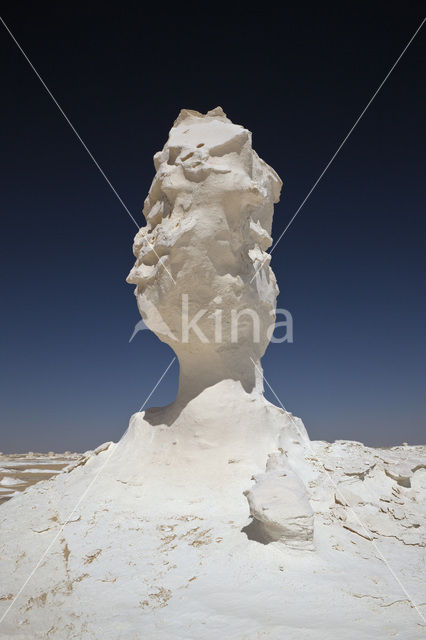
[
  {"left": 0, "top": 109, "right": 425, "bottom": 639},
  {"left": 244, "top": 453, "right": 314, "bottom": 548},
  {"left": 127, "top": 106, "right": 281, "bottom": 401},
  {"left": 127, "top": 106, "right": 311, "bottom": 546}
]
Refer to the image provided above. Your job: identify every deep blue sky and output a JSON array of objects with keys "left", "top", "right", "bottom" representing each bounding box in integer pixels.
[{"left": 1, "top": 3, "right": 425, "bottom": 452}]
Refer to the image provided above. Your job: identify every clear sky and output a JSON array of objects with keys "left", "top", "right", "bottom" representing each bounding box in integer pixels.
[{"left": 1, "top": 3, "right": 425, "bottom": 452}]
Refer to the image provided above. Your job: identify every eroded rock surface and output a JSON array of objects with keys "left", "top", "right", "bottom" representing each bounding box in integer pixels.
[
  {"left": 127, "top": 107, "right": 282, "bottom": 401},
  {"left": 0, "top": 435, "right": 424, "bottom": 639}
]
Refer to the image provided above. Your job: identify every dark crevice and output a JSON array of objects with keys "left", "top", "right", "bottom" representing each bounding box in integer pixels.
[{"left": 241, "top": 518, "right": 272, "bottom": 545}]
